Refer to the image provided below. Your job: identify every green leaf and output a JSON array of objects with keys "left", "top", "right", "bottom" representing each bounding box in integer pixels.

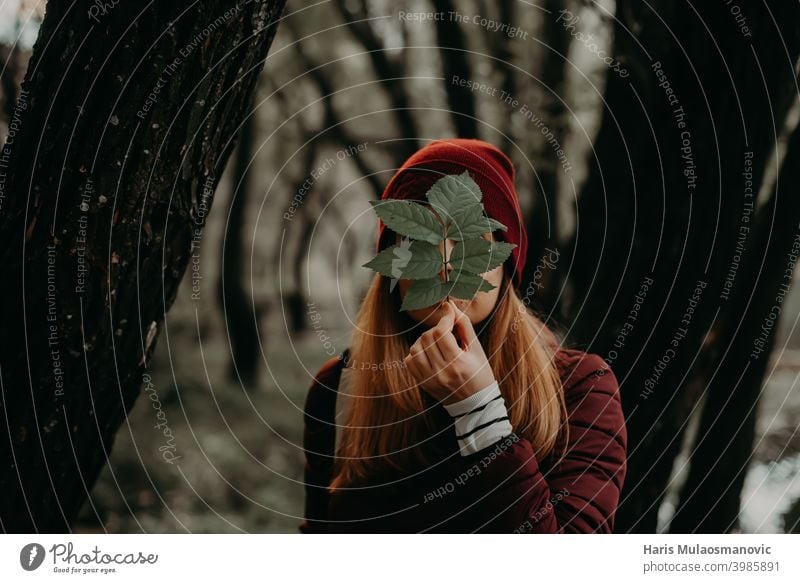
[
  {"left": 426, "top": 171, "right": 482, "bottom": 223},
  {"left": 367, "top": 173, "right": 516, "bottom": 311},
  {"left": 485, "top": 217, "right": 508, "bottom": 232},
  {"left": 401, "top": 241, "right": 444, "bottom": 279},
  {"left": 447, "top": 205, "right": 508, "bottom": 240},
  {"left": 362, "top": 244, "right": 409, "bottom": 277},
  {"left": 400, "top": 277, "right": 447, "bottom": 311},
  {"left": 363, "top": 240, "right": 443, "bottom": 280},
  {"left": 370, "top": 199, "right": 443, "bottom": 244},
  {"left": 446, "top": 270, "right": 496, "bottom": 300},
  {"left": 449, "top": 239, "right": 517, "bottom": 274}
]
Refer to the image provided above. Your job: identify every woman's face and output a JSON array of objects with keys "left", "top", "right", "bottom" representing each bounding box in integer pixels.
[{"left": 396, "top": 230, "right": 504, "bottom": 328}]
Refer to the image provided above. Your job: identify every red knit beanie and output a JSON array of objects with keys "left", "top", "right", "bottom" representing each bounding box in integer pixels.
[{"left": 376, "top": 138, "right": 527, "bottom": 288}]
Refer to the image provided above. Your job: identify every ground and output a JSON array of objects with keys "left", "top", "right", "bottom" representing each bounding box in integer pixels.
[{"left": 76, "top": 319, "right": 337, "bottom": 533}]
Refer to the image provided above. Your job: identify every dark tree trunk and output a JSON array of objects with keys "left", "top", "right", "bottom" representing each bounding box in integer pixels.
[
  {"left": 564, "top": 0, "right": 800, "bottom": 532},
  {"left": 281, "top": 133, "right": 319, "bottom": 334},
  {"left": 521, "top": 0, "right": 571, "bottom": 314},
  {"left": 670, "top": 121, "right": 800, "bottom": 533},
  {"left": 286, "top": 207, "right": 316, "bottom": 333},
  {"left": 218, "top": 106, "right": 261, "bottom": 384},
  {"left": 0, "top": 0, "right": 287, "bottom": 533},
  {"left": 285, "top": 288, "right": 308, "bottom": 335},
  {"left": 431, "top": 0, "right": 478, "bottom": 139},
  {"left": 482, "top": 0, "right": 516, "bottom": 133}
]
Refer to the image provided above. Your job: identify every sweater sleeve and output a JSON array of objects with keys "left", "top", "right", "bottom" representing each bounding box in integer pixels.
[
  {"left": 443, "top": 380, "right": 514, "bottom": 456},
  {"left": 442, "top": 353, "right": 628, "bottom": 533},
  {"left": 299, "top": 355, "right": 344, "bottom": 534}
]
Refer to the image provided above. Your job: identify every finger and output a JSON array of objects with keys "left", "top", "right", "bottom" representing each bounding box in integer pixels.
[
  {"left": 431, "top": 302, "right": 460, "bottom": 360},
  {"left": 407, "top": 340, "right": 432, "bottom": 374},
  {"left": 404, "top": 346, "right": 423, "bottom": 381},
  {"left": 435, "top": 327, "right": 462, "bottom": 363},
  {"left": 450, "top": 301, "right": 479, "bottom": 350},
  {"left": 429, "top": 302, "right": 456, "bottom": 359},
  {"left": 403, "top": 357, "right": 418, "bottom": 384},
  {"left": 420, "top": 329, "right": 447, "bottom": 373}
]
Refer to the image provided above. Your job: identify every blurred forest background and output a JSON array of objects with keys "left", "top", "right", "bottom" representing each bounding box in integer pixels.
[{"left": 1, "top": 0, "right": 799, "bottom": 533}]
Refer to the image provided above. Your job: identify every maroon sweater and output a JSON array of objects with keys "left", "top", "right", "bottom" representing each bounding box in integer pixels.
[{"left": 300, "top": 347, "right": 627, "bottom": 533}]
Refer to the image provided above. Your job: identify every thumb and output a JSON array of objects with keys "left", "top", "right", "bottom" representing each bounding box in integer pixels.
[{"left": 449, "top": 301, "right": 478, "bottom": 350}]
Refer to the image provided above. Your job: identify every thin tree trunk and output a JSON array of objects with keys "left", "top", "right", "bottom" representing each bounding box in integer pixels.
[
  {"left": 0, "top": 0, "right": 287, "bottom": 533},
  {"left": 285, "top": 210, "right": 315, "bottom": 335},
  {"left": 283, "top": 134, "right": 319, "bottom": 334},
  {"left": 218, "top": 103, "right": 261, "bottom": 384},
  {"left": 431, "top": 0, "right": 478, "bottom": 138},
  {"left": 521, "top": 0, "right": 571, "bottom": 313}
]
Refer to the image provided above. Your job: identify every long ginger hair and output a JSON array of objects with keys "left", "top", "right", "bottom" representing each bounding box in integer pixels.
[{"left": 329, "top": 270, "right": 568, "bottom": 489}]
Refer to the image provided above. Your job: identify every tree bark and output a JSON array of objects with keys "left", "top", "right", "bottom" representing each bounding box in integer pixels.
[
  {"left": 0, "top": 0, "right": 286, "bottom": 533},
  {"left": 565, "top": 0, "right": 800, "bottom": 532}
]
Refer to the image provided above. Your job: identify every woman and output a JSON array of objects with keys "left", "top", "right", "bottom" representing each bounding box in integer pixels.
[{"left": 301, "top": 138, "right": 627, "bottom": 533}]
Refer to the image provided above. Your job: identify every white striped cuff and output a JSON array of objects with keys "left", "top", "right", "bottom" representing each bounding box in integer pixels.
[{"left": 443, "top": 380, "right": 514, "bottom": 456}]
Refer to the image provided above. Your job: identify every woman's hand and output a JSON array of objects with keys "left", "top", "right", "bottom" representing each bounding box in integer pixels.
[{"left": 403, "top": 300, "right": 496, "bottom": 405}]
